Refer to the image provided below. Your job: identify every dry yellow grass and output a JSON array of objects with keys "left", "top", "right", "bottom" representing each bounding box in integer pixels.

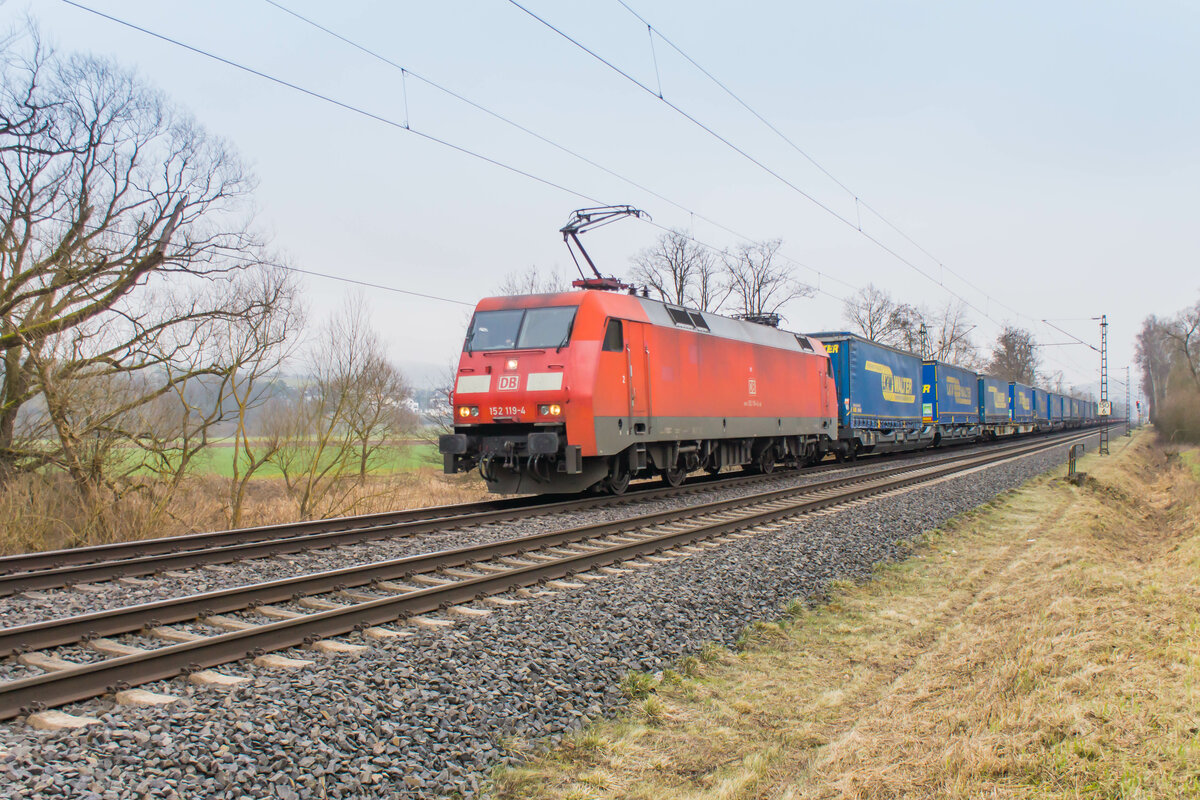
[
  {"left": 490, "top": 429, "right": 1200, "bottom": 799},
  {"left": 0, "top": 468, "right": 492, "bottom": 556}
]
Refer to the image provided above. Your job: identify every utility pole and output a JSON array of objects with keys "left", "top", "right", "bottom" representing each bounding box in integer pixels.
[
  {"left": 1099, "top": 315, "right": 1109, "bottom": 455},
  {"left": 1125, "top": 365, "right": 1131, "bottom": 436},
  {"left": 918, "top": 322, "right": 929, "bottom": 360}
]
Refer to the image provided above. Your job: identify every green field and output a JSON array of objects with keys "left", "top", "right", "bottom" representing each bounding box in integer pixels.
[{"left": 176, "top": 441, "right": 439, "bottom": 479}]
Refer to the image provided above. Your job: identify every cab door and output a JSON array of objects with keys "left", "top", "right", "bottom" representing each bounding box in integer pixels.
[{"left": 624, "top": 321, "right": 650, "bottom": 434}]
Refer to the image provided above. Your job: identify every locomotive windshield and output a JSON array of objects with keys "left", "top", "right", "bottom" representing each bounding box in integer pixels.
[{"left": 465, "top": 306, "right": 577, "bottom": 351}]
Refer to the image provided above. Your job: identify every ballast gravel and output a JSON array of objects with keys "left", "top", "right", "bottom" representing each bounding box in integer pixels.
[
  {"left": 2, "top": 439, "right": 1018, "bottom": 629},
  {"left": 0, "top": 432, "right": 1100, "bottom": 799}
]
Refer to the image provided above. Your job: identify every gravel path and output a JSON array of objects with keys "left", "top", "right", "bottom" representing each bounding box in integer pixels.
[
  {"left": 2, "top": 438, "right": 1022, "bottom": 629},
  {"left": 0, "top": 432, "right": 1100, "bottom": 799}
]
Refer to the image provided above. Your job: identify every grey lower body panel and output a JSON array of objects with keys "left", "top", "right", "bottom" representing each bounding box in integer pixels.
[
  {"left": 443, "top": 415, "right": 837, "bottom": 495},
  {"left": 591, "top": 415, "right": 835, "bottom": 456}
]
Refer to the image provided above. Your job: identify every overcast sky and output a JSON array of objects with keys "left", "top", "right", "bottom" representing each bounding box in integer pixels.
[{"left": 8, "top": 0, "right": 1197, "bottom": 397}]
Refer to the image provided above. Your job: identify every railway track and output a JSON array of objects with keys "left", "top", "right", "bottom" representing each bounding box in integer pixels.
[
  {"left": 0, "top": 426, "right": 1105, "bottom": 596},
  {"left": 0, "top": 428, "right": 1101, "bottom": 722}
]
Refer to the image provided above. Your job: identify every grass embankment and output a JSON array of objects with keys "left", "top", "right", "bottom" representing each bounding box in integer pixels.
[
  {"left": 492, "top": 430, "right": 1200, "bottom": 799},
  {"left": 0, "top": 466, "right": 489, "bottom": 556}
]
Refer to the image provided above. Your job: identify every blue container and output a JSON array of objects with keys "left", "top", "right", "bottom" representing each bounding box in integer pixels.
[
  {"left": 1049, "top": 393, "right": 1064, "bottom": 421},
  {"left": 1031, "top": 388, "right": 1050, "bottom": 424},
  {"left": 978, "top": 375, "right": 1009, "bottom": 423},
  {"left": 1009, "top": 382, "right": 1035, "bottom": 423},
  {"left": 922, "top": 360, "right": 978, "bottom": 425},
  {"left": 810, "top": 333, "right": 923, "bottom": 429}
]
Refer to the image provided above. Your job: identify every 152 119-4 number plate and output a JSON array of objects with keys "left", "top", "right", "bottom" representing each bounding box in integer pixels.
[{"left": 489, "top": 406, "right": 526, "bottom": 417}]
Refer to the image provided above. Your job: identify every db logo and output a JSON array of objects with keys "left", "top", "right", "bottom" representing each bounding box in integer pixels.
[
  {"left": 748, "top": 378, "right": 757, "bottom": 396},
  {"left": 497, "top": 375, "right": 520, "bottom": 391}
]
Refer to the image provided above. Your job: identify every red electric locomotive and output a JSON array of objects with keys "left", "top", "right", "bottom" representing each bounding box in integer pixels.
[{"left": 438, "top": 288, "right": 838, "bottom": 494}]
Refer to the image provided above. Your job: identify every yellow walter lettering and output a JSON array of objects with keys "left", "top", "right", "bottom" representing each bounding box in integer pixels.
[
  {"left": 865, "top": 361, "right": 915, "bottom": 404},
  {"left": 824, "top": 343, "right": 839, "bottom": 354},
  {"left": 945, "top": 376, "right": 972, "bottom": 405},
  {"left": 988, "top": 385, "right": 1009, "bottom": 409}
]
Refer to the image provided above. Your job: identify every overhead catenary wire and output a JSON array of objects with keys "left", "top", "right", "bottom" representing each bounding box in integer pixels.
[
  {"left": 56, "top": 1, "right": 847, "bottom": 311},
  {"left": 60, "top": 0, "right": 607, "bottom": 210},
  {"left": 257, "top": 0, "right": 858, "bottom": 298},
  {"left": 611, "top": 0, "right": 1040, "bottom": 329},
  {"left": 504, "top": 0, "right": 1008, "bottom": 332},
  {"left": 560, "top": 0, "right": 1098, "bottom": 382},
  {"left": 39, "top": 211, "right": 478, "bottom": 308},
  {"left": 611, "top": 0, "right": 1109, "bottom": 385},
  {"left": 56, "top": 1, "right": 1093, "bottom": 383},
  {"left": 1041, "top": 319, "right": 1100, "bottom": 353}
]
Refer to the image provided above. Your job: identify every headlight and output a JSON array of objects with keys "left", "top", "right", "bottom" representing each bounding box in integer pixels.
[
  {"left": 539, "top": 404, "right": 563, "bottom": 416},
  {"left": 458, "top": 406, "right": 478, "bottom": 418},
  {"left": 549, "top": 403, "right": 562, "bottom": 416},
  {"left": 506, "top": 358, "right": 519, "bottom": 370}
]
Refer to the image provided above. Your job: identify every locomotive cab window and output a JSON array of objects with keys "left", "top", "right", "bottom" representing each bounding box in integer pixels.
[
  {"left": 602, "top": 319, "right": 624, "bottom": 352},
  {"left": 517, "top": 306, "right": 577, "bottom": 349},
  {"left": 465, "top": 309, "right": 524, "bottom": 351},
  {"left": 465, "top": 306, "right": 578, "bottom": 351}
]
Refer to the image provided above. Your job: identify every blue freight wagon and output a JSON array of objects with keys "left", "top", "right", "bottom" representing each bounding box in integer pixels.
[
  {"left": 809, "top": 332, "right": 929, "bottom": 456},
  {"left": 978, "top": 375, "right": 1012, "bottom": 436},
  {"left": 922, "top": 360, "right": 979, "bottom": 444},
  {"left": 1009, "top": 382, "right": 1036, "bottom": 430},
  {"left": 1048, "top": 392, "right": 1065, "bottom": 428},
  {"left": 1031, "top": 387, "right": 1051, "bottom": 428}
]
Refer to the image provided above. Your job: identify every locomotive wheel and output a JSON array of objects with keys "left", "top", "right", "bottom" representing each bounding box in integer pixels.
[
  {"left": 606, "top": 459, "right": 631, "bottom": 495},
  {"left": 758, "top": 448, "right": 776, "bottom": 474},
  {"left": 662, "top": 464, "right": 686, "bottom": 488}
]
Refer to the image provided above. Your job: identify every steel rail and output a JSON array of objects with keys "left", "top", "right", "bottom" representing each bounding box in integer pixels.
[
  {"left": 0, "top": 429, "right": 1101, "bottom": 719},
  {"left": 0, "top": 470, "right": 767, "bottom": 576},
  {"left": 0, "top": 430, "right": 1099, "bottom": 655},
  {"left": 0, "top": 469, "right": 801, "bottom": 594},
  {"left": 0, "top": 427, "right": 1103, "bottom": 594}
]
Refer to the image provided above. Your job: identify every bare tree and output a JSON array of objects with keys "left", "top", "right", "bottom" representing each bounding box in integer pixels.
[
  {"left": 921, "top": 300, "right": 981, "bottom": 368},
  {"left": 344, "top": 350, "right": 415, "bottom": 481},
  {"left": 1135, "top": 315, "right": 1173, "bottom": 422},
  {"left": 987, "top": 325, "right": 1040, "bottom": 384},
  {"left": 0, "top": 34, "right": 285, "bottom": 514},
  {"left": 722, "top": 240, "right": 811, "bottom": 320},
  {"left": 268, "top": 300, "right": 409, "bottom": 519},
  {"left": 223, "top": 269, "right": 302, "bottom": 526},
  {"left": 497, "top": 265, "right": 567, "bottom": 295},
  {"left": 1163, "top": 301, "right": 1200, "bottom": 392},
  {"left": 1043, "top": 369, "right": 1066, "bottom": 393},
  {"left": 842, "top": 284, "right": 921, "bottom": 347},
  {"left": 630, "top": 229, "right": 728, "bottom": 311}
]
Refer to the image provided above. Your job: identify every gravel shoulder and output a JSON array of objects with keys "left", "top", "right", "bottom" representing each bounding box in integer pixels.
[{"left": 489, "top": 431, "right": 1199, "bottom": 800}]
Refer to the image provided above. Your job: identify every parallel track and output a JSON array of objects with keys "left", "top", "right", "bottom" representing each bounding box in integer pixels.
[
  {"left": 0, "top": 426, "right": 1111, "bottom": 595},
  {"left": 0, "top": 428, "right": 1103, "bottom": 720}
]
